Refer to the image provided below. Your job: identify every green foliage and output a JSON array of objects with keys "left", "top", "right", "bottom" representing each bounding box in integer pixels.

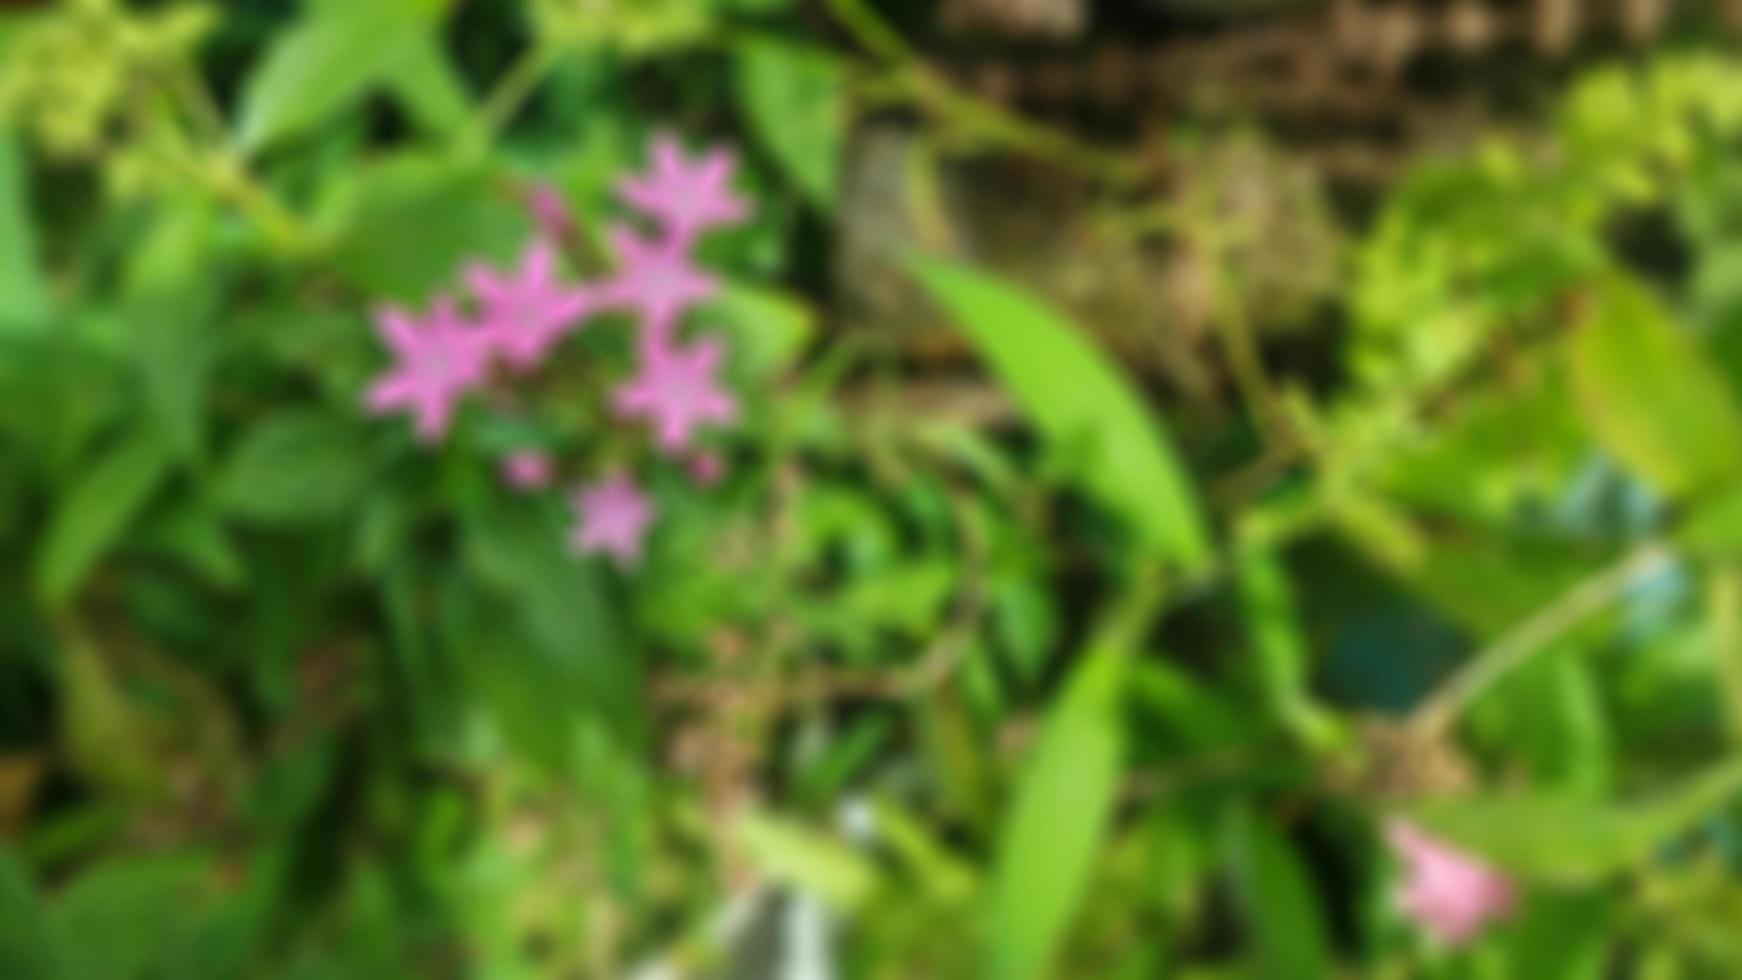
[{"left": 6, "top": 2, "right": 1742, "bottom": 976}]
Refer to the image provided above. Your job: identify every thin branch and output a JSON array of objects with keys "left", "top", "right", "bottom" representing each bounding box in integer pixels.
[{"left": 1409, "top": 540, "right": 1673, "bottom": 739}]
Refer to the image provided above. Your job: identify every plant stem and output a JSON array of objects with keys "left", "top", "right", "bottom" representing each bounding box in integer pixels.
[
  {"left": 824, "top": 0, "right": 915, "bottom": 63},
  {"left": 1409, "top": 540, "right": 1672, "bottom": 738},
  {"left": 474, "top": 43, "right": 558, "bottom": 148}
]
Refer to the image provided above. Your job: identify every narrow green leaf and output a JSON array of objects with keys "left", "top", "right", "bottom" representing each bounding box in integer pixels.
[
  {"left": 384, "top": 30, "right": 473, "bottom": 137},
  {"left": 984, "top": 641, "right": 1127, "bottom": 980},
  {"left": 734, "top": 40, "right": 844, "bottom": 209},
  {"left": 462, "top": 496, "right": 640, "bottom": 741},
  {"left": 35, "top": 430, "right": 173, "bottom": 608},
  {"left": 912, "top": 257, "right": 1211, "bottom": 571},
  {"left": 1567, "top": 277, "right": 1742, "bottom": 498},
  {"left": 1224, "top": 805, "right": 1332, "bottom": 980},
  {"left": 1409, "top": 760, "right": 1742, "bottom": 885},
  {"left": 237, "top": 0, "right": 443, "bottom": 152},
  {"left": 1235, "top": 544, "right": 1334, "bottom": 747},
  {"left": 0, "top": 130, "right": 47, "bottom": 329},
  {"left": 737, "top": 811, "right": 879, "bottom": 910}
]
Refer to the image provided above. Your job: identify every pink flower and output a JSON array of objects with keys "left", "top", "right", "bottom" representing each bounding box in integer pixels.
[
  {"left": 525, "top": 182, "right": 574, "bottom": 240},
  {"left": 603, "top": 225, "right": 718, "bottom": 329},
  {"left": 1386, "top": 820, "right": 1517, "bottom": 946},
  {"left": 466, "top": 239, "right": 597, "bottom": 373},
  {"left": 689, "top": 450, "right": 726, "bottom": 486},
  {"left": 618, "top": 133, "right": 750, "bottom": 246},
  {"left": 614, "top": 335, "right": 738, "bottom": 455},
  {"left": 501, "top": 451, "right": 554, "bottom": 491},
  {"left": 364, "top": 298, "right": 493, "bottom": 444},
  {"left": 569, "top": 472, "right": 656, "bottom": 567}
]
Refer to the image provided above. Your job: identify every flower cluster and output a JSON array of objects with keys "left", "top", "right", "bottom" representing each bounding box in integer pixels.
[{"left": 363, "top": 133, "right": 750, "bottom": 568}]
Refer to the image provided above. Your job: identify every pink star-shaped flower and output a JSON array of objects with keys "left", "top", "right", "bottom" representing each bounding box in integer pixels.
[
  {"left": 613, "top": 335, "right": 738, "bottom": 455},
  {"left": 569, "top": 472, "right": 656, "bottom": 567},
  {"left": 501, "top": 450, "right": 555, "bottom": 492},
  {"left": 364, "top": 298, "right": 492, "bottom": 444},
  {"left": 603, "top": 225, "right": 718, "bottom": 331},
  {"left": 618, "top": 133, "right": 750, "bottom": 246},
  {"left": 1386, "top": 820, "right": 1517, "bottom": 946},
  {"left": 465, "top": 239, "right": 598, "bottom": 373}
]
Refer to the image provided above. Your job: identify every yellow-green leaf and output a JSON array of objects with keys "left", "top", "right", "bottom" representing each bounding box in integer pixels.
[
  {"left": 1567, "top": 277, "right": 1742, "bottom": 498},
  {"left": 912, "top": 257, "right": 1211, "bottom": 571}
]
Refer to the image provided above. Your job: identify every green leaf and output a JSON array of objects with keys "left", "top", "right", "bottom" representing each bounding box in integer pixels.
[
  {"left": 912, "top": 258, "right": 1211, "bottom": 571},
  {"left": 55, "top": 624, "right": 163, "bottom": 801},
  {"left": 383, "top": 30, "right": 473, "bottom": 137},
  {"left": 734, "top": 40, "right": 844, "bottom": 210},
  {"left": 1223, "top": 805, "right": 1332, "bottom": 980},
  {"left": 984, "top": 641, "right": 1127, "bottom": 980},
  {"left": 0, "top": 130, "right": 47, "bottom": 330},
  {"left": 737, "top": 810, "right": 879, "bottom": 910},
  {"left": 125, "top": 198, "right": 228, "bottom": 463},
  {"left": 47, "top": 855, "right": 214, "bottom": 980},
  {"left": 1567, "top": 277, "right": 1742, "bottom": 498},
  {"left": 461, "top": 496, "right": 640, "bottom": 740},
  {"left": 1408, "top": 760, "right": 1742, "bottom": 885},
  {"left": 0, "top": 853, "right": 64, "bottom": 980},
  {"left": 237, "top": 0, "right": 444, "bottom": 152},
  {"left": 325, "top": 153, "right": 529, "bottom": 300},
  {"left": 1497, "top": 891, "right": 1611, "bottom": 980},
  {"left": 217, "top": 412, "right": 374, "bottom": 525},
  {"left": 35, "top": 429, "right": 173, "bottom": 608},
  {"left": 707, "top": 284, "right": 815, "bottom": 380}
]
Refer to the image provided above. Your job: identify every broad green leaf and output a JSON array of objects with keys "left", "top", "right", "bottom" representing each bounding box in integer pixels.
[
  {"left": 238, "top": 0, "right": 444, "bottom": 152},
  {"left": 325, "top": 153, "right": 529, "bottom": 300},
  {"left": 984, "top": 640, "right": 1127, "bottom": 980},
  {"left": 1223, "top": 805, "right": 1332, "bottom": 980},
  {"left": 35, "top": 429, "right": 173, "bottom": 608},
  {"left": 1567, "top": 277, "right": 1742, "bottom": 498},
  {"left": 217, "top": 412, "right": 374, "bottom": 525},
  {"left": 912, "top": 258, "right": 1211, "bottom": 571},
  {"left": 1409, "top": 759, "right": 1742, "bottom": 885},
  {"left": 47, "top": 855, "right": 214, "bottom": 980},
  {"left": 734, "top": 40, "right": 844, "bottom": 210},
  {"left": 0, "top": 131, "right": 47, "bottom": 330},
  {"left": 1498, "top": 891, "right": 1611, "bottom": 980}
]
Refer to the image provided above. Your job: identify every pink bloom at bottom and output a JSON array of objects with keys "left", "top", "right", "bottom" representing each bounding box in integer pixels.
[
  {"left": 569, "top": 473, "right": 656, "bottom": 568},
  {"left": 1386, "top": 819, "right": 1517, "bottom": 946},
  {"left": 501, "top": 451, "right": 554, "bottom": 491}
]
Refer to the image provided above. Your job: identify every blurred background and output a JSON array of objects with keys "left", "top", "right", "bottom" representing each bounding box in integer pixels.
[{"left": 6, "top": 0, "right": 1742, "bottom": 976}]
